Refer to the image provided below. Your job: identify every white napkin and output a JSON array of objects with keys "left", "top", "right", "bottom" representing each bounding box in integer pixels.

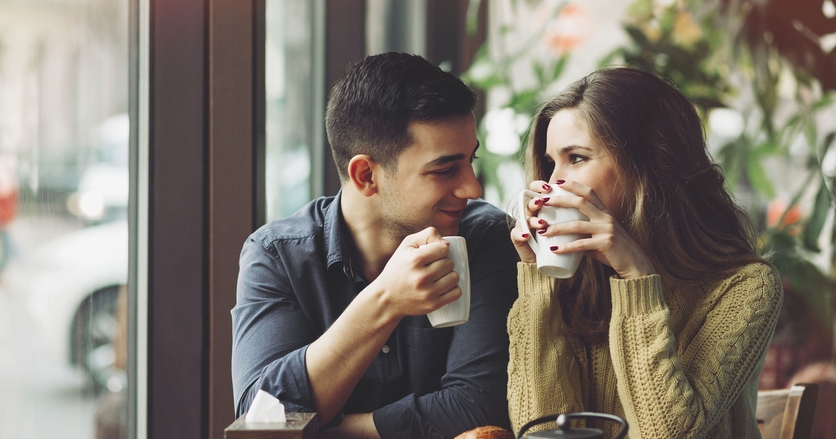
[{"left": 245, "top": 389, "right": 287, "bottom": 422}]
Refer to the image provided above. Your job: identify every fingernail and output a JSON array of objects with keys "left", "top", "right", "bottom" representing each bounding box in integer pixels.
[
  {"left": 538, "top": 219, "right": 546, "bottom": 225},
  {"left": 550, "top": 245, "right": 559, "bottom": 251},
  {"left": 542, "top": 197, "right": 550, "bottom": 203},
  {"left": 533, "top": 198, "right": 542, "bottom": 205},
  {"left": 555, "top": 180, "right": 565, "bottom": 185},
  {"left": 521, "top": 233, "right": 529, "bottom": 239},
  {"left": 538, "top": 229, "right": 547, "bottom": 235},
  {"left": 542, "top": 183, "right": 551, "bottom": 191}
]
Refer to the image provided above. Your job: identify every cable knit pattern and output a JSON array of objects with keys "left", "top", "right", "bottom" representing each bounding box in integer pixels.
[{"left": 507, "top": 262, "right": 783, "bottom": 438}]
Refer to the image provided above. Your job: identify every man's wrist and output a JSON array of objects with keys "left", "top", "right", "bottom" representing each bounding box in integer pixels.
[{"left": 357, "top": 282, "right": 402, "bottom": 328}]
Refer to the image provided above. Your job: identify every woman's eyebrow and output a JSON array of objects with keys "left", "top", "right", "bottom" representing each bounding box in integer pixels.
[{"left": 559, "top": 144, "right": 594, "bottom": 154}]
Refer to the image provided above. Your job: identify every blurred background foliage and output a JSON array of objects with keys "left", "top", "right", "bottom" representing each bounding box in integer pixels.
[
  {"left": 462, "top": 0, "right": 836, "bottom": 340},
  {"left": 461, "top": 2, "right": 569, "bottom": 206}
]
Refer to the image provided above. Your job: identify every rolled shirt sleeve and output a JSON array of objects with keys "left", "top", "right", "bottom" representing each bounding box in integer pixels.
[{"left": 231, "top": 234, "right": 320, "bottom": 416}]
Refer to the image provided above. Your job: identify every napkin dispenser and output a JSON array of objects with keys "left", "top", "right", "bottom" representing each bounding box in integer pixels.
[{"left": 245, "top": 390, "right": 287, "bottom": 423}]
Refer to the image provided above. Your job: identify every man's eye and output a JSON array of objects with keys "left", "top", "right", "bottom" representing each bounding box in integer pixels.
[
  {"left": 470, "top": 154, "right": 480, "bottom": 163},
  {"left": 431, "top": 167, "right": 455, "bottom": 175}
]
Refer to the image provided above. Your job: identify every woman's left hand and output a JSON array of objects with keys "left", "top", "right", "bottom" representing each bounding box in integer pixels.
[{"left": 540, "top": 181, "right": 657, "bottom": 280}]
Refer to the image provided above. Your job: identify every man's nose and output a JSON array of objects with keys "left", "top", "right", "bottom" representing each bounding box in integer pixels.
[{"left": 457, "top": 167, "right": 483, "bottom": 200}]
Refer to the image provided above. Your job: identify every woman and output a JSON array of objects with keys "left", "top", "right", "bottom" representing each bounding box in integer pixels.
[{"left": 508, "top": 67, "right": 782, "bottom": 438}]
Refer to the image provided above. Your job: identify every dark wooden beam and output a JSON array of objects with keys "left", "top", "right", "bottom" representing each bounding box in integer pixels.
[
  {"left": 323, "top": 0, "right": 366, "bottom": 196},
  {"left": 148, "top": 0, "right": 209, "bottom": 437}
]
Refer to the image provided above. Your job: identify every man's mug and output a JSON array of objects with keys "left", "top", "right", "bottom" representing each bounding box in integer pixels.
[
  {"left": 426, "top": 236, "right": 470, "bottom": 328},
  {"left": 517, "top": 187, "right": 588, "bottom": 278}
]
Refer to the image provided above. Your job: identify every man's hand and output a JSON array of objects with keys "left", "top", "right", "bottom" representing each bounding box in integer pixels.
[
  {"left": 370, "top": 227, "right": 462, "bottom": 321},
  {"left": 306, "top": 228, "right": 462, "bottom": 425}
]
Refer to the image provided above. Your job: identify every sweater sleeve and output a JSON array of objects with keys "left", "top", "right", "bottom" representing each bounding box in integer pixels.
[
  {"left": 608, "top": 264, "right": 783, "bottom": 439},
  {"left": 507, "top": 263, "right": 585, "bottom": 435}
]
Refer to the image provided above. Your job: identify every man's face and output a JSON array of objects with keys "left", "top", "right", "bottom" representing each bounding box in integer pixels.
[{"left": 377, "top": 114, "right": 482, "bottom": 239}]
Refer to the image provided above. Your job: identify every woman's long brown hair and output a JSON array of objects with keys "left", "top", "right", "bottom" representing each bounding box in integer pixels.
[{"left": 526, "top": 67, "right": 765, "bottom": 339}]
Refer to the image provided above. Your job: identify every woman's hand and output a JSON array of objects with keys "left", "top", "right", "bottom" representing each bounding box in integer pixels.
[
  {"left": 515, "top": 180, "right": 657, "bottom": 279},
  {"left": 510, "top": 180, "right": 553, "bottom": 264}
]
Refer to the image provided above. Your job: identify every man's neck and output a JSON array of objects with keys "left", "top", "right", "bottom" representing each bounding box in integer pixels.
[{"left": 340, "top": 189, "right": 400, "bottom": 282}]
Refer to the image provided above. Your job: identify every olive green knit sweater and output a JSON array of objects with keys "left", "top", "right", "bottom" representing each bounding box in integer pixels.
[{"left": 508, "top": 262, "right": 782, "bottom": 438}]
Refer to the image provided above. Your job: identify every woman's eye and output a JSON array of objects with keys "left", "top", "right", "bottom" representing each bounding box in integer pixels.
[{"left": 569, "top": 154, "right": 586, "bottom": 164}]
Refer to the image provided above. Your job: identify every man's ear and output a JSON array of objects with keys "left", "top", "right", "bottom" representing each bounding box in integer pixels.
[{"left": 347, "top": 155, "right": 379, "bottom": 196}]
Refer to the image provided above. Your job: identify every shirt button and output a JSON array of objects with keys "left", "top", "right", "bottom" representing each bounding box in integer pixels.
[{"left": 381, "top": 345, "right": 390, "bottom": 354}]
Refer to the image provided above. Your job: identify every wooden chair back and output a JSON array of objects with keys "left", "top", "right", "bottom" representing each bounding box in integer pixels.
[{"left": 756, "top": 383, "right": 819, "bottom": 439}]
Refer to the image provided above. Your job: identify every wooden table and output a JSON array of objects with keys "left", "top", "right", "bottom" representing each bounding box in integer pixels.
[{"left": 224, "top": 413, "right": 319, "bottom": 439}]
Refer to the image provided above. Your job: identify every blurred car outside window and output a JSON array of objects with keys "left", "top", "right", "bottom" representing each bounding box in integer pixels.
[{"left": 0, "top": 1, "right": 130, "bottom": 438}]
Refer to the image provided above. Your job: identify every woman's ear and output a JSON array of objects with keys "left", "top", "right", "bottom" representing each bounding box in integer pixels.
[{"left": 347, "top": 155, "right": 378, "bottom": 196}]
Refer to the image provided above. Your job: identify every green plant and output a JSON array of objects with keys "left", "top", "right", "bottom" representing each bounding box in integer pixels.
[
  {"left": 462, "top": 0, "right": 836, "bottom": 330},
  {"left": 461, "top": 2, "right": 571, "bottom": 206},
  {"left": 598, "top": 0, "right": 729, "bottom": 114},
  {"left": 708, "top": 0, "right": 836, "bottom": 326},
  {"left": 606, "top": 0, "right": 836, "bottom": 329}
]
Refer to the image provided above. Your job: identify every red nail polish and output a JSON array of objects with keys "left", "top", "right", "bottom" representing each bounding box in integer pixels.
[
  {"left": 521, "top": 233, "right": 529, "bottom": 239},
  {"left": 533, "top": 198, "right": 542, "bottom": 205},
  {"left": 542, "top": 197, "right": 550, "bottom": 203},
  {"left": 555, "top": 180, "right": 565, "bottom": 185},
  {"left": 538, "top": 229, "right": 547, "bottom": 235},
  {"left": 538, "top": 219, "right": 546, "bottom": 225},
  {"left": 542, "top": 183, "right": 551, "bottom": 191},
  {"left": 550, "top": 245, "right": 559, "bottom": 251}
]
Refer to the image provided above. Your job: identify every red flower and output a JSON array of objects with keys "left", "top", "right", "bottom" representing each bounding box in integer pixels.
[{"left": 542, "top": 3, "right": 593, "bottom": 56}]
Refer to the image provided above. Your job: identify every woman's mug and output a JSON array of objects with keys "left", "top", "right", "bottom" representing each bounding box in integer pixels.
[{"left": 517, "top": 186, "right": 588, "bottom": 278}]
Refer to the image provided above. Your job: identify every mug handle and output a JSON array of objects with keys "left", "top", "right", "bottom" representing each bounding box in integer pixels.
[{"left": 518, "top": 190, "right": 545, "bottom": 254}]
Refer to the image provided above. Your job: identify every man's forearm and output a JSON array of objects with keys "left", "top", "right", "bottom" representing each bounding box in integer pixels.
[
  {"left": 321, "top": 413, "right": 380, "bottom": 439},
  {"left": 305, "top": 285, "right": 399, "bottom": 423}
]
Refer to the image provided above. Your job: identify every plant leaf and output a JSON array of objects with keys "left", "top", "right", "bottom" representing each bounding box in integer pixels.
[
  {"left": 623, "top": 24, "right": 654, "bottom": 50},
  {"left": 802, "top": 178, "right": 831, "bottom": 252},
  {"left": 745, "top": 155, "right": 776, "bottom": 198},
  {"left": 551, "top": 56, "right": 568, "bottom": 81}
]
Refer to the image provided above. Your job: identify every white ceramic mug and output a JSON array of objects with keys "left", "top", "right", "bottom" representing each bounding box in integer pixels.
[
  {"left": 517, "top": 186, "right": 588, "bottom": 278},
  {"left": 426, "top": 236, "right": 470, "bottom": 328}
]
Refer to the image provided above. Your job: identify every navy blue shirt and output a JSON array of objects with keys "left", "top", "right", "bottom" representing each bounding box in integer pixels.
[{"left": 231, "top": 192, "right": 518, "bottom": 438}]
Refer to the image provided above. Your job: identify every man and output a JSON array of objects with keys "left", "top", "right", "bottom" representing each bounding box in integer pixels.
[{"left": 231, "top": 52, "right": 518, "bottom": 439}]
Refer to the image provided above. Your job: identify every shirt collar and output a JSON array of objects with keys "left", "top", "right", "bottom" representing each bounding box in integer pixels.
[{"left": 323, "top": 190, "right": 356, "bottom": 278}]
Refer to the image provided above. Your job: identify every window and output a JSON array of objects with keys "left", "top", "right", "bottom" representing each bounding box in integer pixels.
[
  {"left": 0, "top": 0, "right": 130, "bottom": 437},
  {"left": 264, "top": 0, "right": 322, "bottom": 221}
]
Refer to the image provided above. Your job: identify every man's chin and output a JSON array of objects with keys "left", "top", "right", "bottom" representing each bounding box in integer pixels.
[
  {"left": 385, "top": 217, "right": 459, "bottom": 240},
  {"left": 433, "top": 218, "right": 460, "bottom": 237}
]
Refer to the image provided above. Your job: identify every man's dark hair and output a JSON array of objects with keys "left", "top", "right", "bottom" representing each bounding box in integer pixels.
[{"left": 325, "top": 52, "right": 477, "bottom": 181}]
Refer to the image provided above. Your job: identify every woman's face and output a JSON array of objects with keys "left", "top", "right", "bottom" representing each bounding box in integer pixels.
[{"left": 544, "top": 108, "right": 627, "bottom": 221}]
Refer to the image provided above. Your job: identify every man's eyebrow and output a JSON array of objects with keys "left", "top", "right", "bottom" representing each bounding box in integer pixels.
[{"left": 424, "top": 141, "right": 481, "bottom": 168}]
